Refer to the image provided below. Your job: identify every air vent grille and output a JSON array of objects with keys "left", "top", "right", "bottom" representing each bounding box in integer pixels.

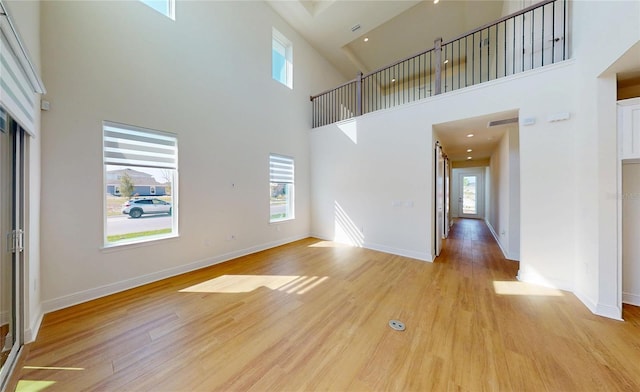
[{"left": 487, "top": 117, "right": 518, "bottom": 127}]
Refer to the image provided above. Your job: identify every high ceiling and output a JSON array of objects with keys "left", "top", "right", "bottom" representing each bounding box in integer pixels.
[
  {"left": 268, "top": 0, "right": 513, "bottom": 162},
  {"left": 267, "top": 0, "right": 505, "bottom": 79}
]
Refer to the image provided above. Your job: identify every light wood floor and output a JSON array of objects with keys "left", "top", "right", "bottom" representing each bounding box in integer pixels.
[{"left": 13, "top": 219, "right": 640, "bottom": 391}]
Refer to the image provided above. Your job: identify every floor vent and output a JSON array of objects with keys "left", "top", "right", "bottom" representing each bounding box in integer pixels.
[{"left": 389, "top": 319, "right": 406, "bottom": 331}]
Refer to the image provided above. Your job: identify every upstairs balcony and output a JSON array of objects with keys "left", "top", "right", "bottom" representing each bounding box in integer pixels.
[{"left": 311, "top": 0, "right": 568, "bottom": 128}]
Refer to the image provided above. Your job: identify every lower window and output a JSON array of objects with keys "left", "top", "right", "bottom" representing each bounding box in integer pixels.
[
  {"left": 103, "top": 121, "right": 178, "bottom": 246},
  {"left": 269, "top": 154, "right": 294, "bottom": 222}
]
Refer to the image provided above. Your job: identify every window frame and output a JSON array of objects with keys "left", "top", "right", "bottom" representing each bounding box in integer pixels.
[
  {"left": 269, "top": 153, "right": 295, "bottom": 223},
  {"left": 272, "top": 28, "right": 293, "bottom": 89},
  {"left": 102, "top": 121, "right": 178, "bottom": 248},
  {"left": 139, "top": 0, "right": 175, "bottom": 20}
]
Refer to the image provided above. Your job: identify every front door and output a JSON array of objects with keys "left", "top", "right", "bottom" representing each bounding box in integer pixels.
[{"left": 459, "top": 174, "right": 481, "bottom": 219}]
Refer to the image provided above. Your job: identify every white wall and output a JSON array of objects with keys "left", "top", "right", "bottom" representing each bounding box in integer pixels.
[
  {"left": 4, "top": 0, "right": 43, "bottom": 342},
  {"left": 487, "top": 126, "right": 520, "bottom": 261},
  {"left": 570, "top": 0, "right": 640, "bottom": 319},
  {"left": 311, "top": 0, "right": 640, "bottom": 319},
  {"left": 488, "top": 131, "right": 510, "bottom": 255},
  {"left": 38, "top": 1, "right": 344, "bottom": 312},
  {"left": 312, "top": 61, "right": 578, "bottom": 273}
]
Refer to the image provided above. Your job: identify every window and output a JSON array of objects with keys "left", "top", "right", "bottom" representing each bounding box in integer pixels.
[
  {"left": 272, "top": 28, "right": 293, "bottom": 89},
  {"left": 103, "top": 121, "right": 178, "bottom": 246},
  {"left": 270, "top": 154, "right": 294, "bottom": 222},
  {"left": 140, "top": 0, "right": 175, "bottom": 20}
]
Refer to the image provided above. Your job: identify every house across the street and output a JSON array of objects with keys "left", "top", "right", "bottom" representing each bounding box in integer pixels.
[{"left": 106, "top": 168, "right": 167, "bottom": 196}]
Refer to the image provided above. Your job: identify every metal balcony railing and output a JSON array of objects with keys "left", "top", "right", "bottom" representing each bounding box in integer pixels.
[{"left": 311, "top": 0, "right": 568, "bottom": 128}]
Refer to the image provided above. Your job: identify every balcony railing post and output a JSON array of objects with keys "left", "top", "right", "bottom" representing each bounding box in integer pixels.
[
  {"left": 434, "top": 37, "right": 442, "bottom": 95},
  {"left": 356, "top": 72, "right": 363, "bottom": 116}
]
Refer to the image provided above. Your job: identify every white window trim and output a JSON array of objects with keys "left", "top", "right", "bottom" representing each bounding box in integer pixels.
[
  {"left": 102, "top": 121, "right": 179, "bottom": 247},
  {"left": 272, "top": 28, "right": 293, "bottom": 89},
  {"left": 140, "top": 0, "right": 175, "bottom": 20},
  {"left": 269, "top": 153, "right": 295, "bottom": 223}
]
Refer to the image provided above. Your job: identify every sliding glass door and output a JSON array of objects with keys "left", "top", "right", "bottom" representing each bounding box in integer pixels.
[{"left": 0, "top": 108, "right": 24, "bottom": 387}]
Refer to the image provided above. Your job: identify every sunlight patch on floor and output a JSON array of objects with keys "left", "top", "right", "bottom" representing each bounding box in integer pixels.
[
  {"left": 308, "top": 240, "right": 352, "bottom": 248},
  {"left": 23, "top": 366, "right": 84, "bottom": 371},
  {"left": 15, "top": 380, "right": 56, "bottom": 392},
  {"left": 493, "top": 281, "right": 564, "bottom": 296},
  {"left": 179, "top": 275, "right": 328, "bottom": 295}
]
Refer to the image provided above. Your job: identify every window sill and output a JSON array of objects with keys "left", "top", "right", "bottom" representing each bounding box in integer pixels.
[
  {"left": 270, "top": 218, "right": 295, "bottom": 224},
  {"left": 101, "top": 233, "right": 179, "bottom": 253}
]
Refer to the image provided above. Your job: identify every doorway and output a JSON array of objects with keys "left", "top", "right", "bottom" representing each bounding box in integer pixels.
[
  {"left": 0, "top": 108, "right": 24, "bottom": 388},
  {"left": 622, "top": 162, "right": 640, "bottom": 307},
  {"left": 452, "top": 168, "right": 485, "bottom": 220},
  {"left": 434, "top": 143, "right": 450, "bottom": 257}
]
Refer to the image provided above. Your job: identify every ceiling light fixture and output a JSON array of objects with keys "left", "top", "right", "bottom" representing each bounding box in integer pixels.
[
  {"left": 466, "top": 133, "right": 474, "bottom": 138},
  {"left": 467, "top": 156, "right": 472, "bottom": 160},
  {"left": 434, "top": 0, "right": 440, "bottom": 4},
  {"left": 391, "top": 78, "right": 396, "bottom": 83},
  {"left": 363, "top": 37, "right": 369, "bottom": 42},
  {"left": 443, "top": 59, "right": 449, "bottom": 64},
  {"left": 467, "top": 149, "right": 473, "bottom": 152}
]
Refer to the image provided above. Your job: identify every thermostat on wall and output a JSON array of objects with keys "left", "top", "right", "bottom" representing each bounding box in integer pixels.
[{"left": 521, "top": 117, "right": 536, "bottom": 126}]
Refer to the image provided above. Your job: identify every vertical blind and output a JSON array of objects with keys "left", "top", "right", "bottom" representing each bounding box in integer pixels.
[
  {"left": 103, "top": 121, "right": 177, "bottom": 169},
  {"left": 269, "top": 154, "right": 294, "bottom": 184}
]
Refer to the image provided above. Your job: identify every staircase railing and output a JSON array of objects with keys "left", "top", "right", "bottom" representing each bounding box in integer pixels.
[{"left": 311, "top": 0, "right": 568, "bottom": 128}]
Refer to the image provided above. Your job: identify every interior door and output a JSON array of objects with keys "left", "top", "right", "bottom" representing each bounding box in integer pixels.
[
  {"left": 434, "top": 144, "right": 444, "bottom": 257},
  {"left": 0, "top": 110, "right": 23, "bottom": 387},
  {"left": 622, "top": 162, "right": 640, "bottom": 306}
]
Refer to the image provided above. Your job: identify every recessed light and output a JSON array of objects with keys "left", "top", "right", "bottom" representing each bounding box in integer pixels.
[
  {"left": 391, "top": 78, "right": 396, "bottom": 83},
  {"left": 467, "top": 149, "right": 473, "bottom": 152},
  {"left": 467, "top": 156, "right": 472, "bottom": 160},
  {"left": 443, "top": 59, "right": 449, "bottom": 64},
  {"left": 434, "top": 0, "right": 440, "bottom": 4},
  {"left": 466, "top": 133, "right": 474, "bottom": 138},
  {"left": 363, "top": 37, "right": 369, "bottom": 42}
]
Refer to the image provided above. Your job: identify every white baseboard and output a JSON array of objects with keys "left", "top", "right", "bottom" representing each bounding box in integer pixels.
[
  {"left": 573, "top": 289, "right": 598, "bottom": 314},
  {"left": 485, "top": 219, "right": 511, "bottom": 260},
  {"left": 623, "top": 292, "right": 640, "bottom": 307},
  {"left": 516, "top": 269, "right": 573, "bottom": 292},
  {"left": 309, "top": 233, "right": 432, "bottom": 262},
  {"left": 24, "top": 304, "right": 44, "bottom": 343},
  {"left": 364, "top": 241, "right": 432, "bottom": 262},
  {"left": 42, "top": 234, "right": 309, "bottom": 314},
  {"left": 595, "top": 302, "right": 623, "bottom": 321},
  {"left": 564, "top": 289, "right": 624, "bottom": 321}
]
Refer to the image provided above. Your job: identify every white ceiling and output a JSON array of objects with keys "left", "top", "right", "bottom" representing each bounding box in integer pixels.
[
  {"left": 267, "top": 0, "right": 515, "bottom": 162},
  {"left": 267, "top": 0, "right": 505, "bottom": 78}
]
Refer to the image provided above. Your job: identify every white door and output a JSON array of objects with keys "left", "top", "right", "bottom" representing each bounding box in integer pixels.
[
  {"left": 622, "top": 162, "right": 640, "bottom": 306},
  {"left": 457, "top": 170, "right": 484, "bottom": 219},
  {"left": 434, "top": 145, "right": 444, "bottom": 256},
  {"left": 0, "top": 113, "right": 23, "bottom": 388}
]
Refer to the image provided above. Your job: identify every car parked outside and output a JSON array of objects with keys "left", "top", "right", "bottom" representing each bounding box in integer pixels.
[{"left": 122, "top": 197, "right": 172, "bottom": 218}]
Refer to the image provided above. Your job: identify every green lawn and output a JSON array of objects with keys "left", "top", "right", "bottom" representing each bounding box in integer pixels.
[{"left": 107, "top": 228, "right": 172, "bottom": 243}]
